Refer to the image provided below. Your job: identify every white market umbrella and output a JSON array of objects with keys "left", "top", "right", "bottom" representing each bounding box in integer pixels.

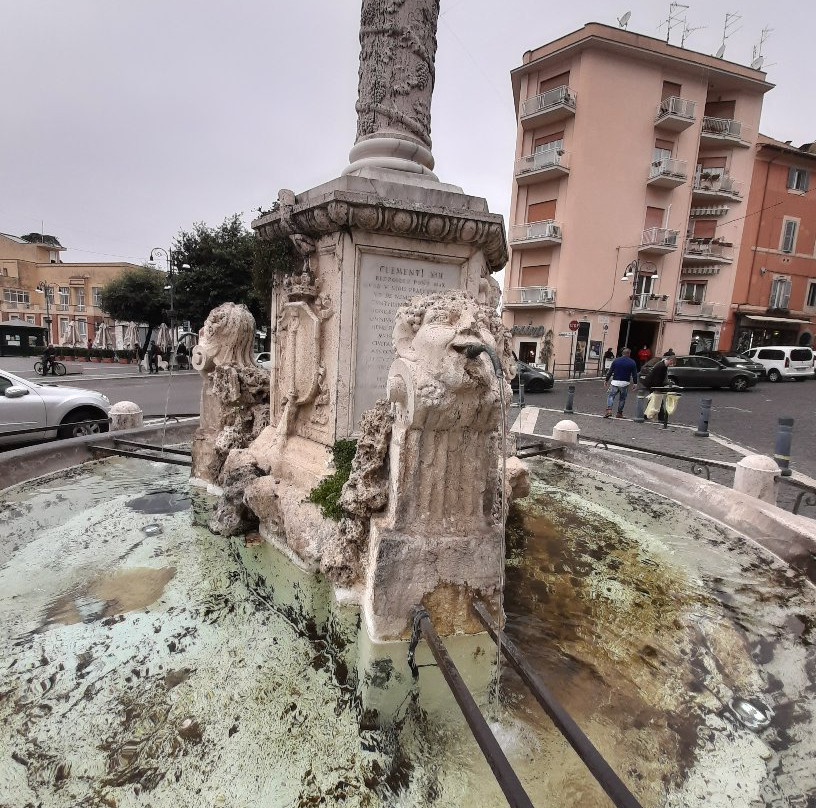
[
  {"left": 93, "top": 322, "right": 114, "bottom": 350},
  {"left": 60, "top": 321, "right": 81, "bottom": 348},
  {"left": 122, "top": 322, "right": 139, "bottom": 350},
  {"left": 154, "top": 323, "right": 172, "bottom": 353}
]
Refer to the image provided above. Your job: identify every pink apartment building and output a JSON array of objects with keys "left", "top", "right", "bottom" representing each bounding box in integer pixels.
[{"left": 502, "top": 23, "right": 772, "bottom": 374}]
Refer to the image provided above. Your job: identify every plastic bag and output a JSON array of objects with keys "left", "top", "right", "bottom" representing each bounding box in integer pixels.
[
  {"left": 644, "top": 392, "right": 663, "bottom": 419},
  {"left": 665, "top": 392, "right": 681, "bottom": 415}
]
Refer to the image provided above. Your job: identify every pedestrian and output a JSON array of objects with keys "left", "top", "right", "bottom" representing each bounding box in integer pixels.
[
  {"left": 603, "top": 347, "right": 615, "bottom": 372},
  {"left": 663, "top": 348, "right": 675, "bottom": 357},
  {"left": 636, "top": 344, "right": 652, "bottom": 369},
  {"left": 176, "top": 341, "right": 189, "bottom": 370},
  {"left": 604, "top": 347, "right": 638, "bottom": 418},
  {"left": 641, "top": 354, "right": 677, "bottom": 426},
  {"left": 574, "top": 347, "right": 585, "bottom": 375},
  {"left": 148, "top": 340, "right": 160, "bottom": 374}
]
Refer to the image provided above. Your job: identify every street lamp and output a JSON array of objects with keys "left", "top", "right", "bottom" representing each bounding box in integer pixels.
[
  {"left": 148, "top": 247, "right": 190, "bottom": 349},
  {"left": 35, "top": 281, "right": 55, "bottom": 343},
  {"left": 619, "top": 259, "right": 658, "bottom": 349}
]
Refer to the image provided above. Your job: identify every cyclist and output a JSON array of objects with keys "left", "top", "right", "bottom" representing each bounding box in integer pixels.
[{"left": 42, "top": 343, "right": 57, "bottom": 375}]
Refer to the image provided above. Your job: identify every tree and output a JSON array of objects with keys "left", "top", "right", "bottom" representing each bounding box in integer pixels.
[
  {"left": 98, "top": 265, "right": 168, "bottom": 353},
  {"left": 171, "top": 214, "right": 297, "bottom": 334}
]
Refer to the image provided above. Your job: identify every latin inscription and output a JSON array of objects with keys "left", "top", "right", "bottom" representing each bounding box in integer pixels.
[{"left": 354, "top": 254, "right": 460, "bottom": 427}]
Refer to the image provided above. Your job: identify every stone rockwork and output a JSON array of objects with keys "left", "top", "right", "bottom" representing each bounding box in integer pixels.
[{"left": 190, "top": 303, "right": 270, "bottom": 492}]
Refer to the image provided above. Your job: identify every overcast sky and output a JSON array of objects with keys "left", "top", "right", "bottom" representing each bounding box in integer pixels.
[{"left": 2, "top": 0, "right": 812, "bottom": 267}]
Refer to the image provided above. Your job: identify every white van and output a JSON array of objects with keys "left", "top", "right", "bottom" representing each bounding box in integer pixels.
[{"left": 744, "top": 346, "right": 814, "bottom": 382}]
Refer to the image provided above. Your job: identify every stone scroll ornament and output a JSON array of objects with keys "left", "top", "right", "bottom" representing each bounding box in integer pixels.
[{"left": 190, "top": 303, "right": 270, "bottom": 489}]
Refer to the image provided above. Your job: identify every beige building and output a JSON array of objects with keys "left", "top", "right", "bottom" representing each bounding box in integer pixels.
[
  {"left": 502, "top": 23, "right": 773, "bottom": 374},
  {"left": 0, "top": 232, "right": 141, "bottom": 346}
]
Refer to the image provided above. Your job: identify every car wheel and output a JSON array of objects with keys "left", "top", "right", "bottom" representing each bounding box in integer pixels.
[
  {"left": 767, "top": 369, "right": 781, "bottom": 383},
  {"left": 58, "top": 408, "right": 109, "bottom": 439},
  {"left": 729, "top": 376, "right": 749, "bottom": 392}
]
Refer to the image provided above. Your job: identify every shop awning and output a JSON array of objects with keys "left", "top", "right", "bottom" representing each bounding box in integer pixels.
[{"left": 742, "top": 315, "right": 811, "bottom": 325}]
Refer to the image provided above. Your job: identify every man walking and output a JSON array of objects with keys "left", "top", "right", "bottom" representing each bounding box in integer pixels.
[
  {"left": 148, "top": 340, "right": 160, "bottom": 374},
  {"left": 604, "top": 347, "right": 638, "bottom": 418}
]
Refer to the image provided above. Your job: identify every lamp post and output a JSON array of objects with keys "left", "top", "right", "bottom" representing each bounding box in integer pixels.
[
  {"left": 35, "top": 281, "right": 54, "bottom": 344},
  {"left": 149, "top": 248, "right": 190, "bottom": 351},
  {"left": 619, "top": 259, "right": 657, "bottom": 349}
]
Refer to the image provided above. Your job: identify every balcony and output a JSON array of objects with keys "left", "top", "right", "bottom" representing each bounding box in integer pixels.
[
  {"left": 639, "top": 227, "right": 680, "bottom": 254},
  {"left": 654, "top": 96, "right": 696, "bottom": 132},
  {"left": 515, "top": 150, "right": 569, "bottom": 185},
  {"left": 520, "top": 85, "right": 576, "bottom": 129},
  {"left": 631, "top": 293, "right": 669, "bottom": 314},
  {"left": 647, "top": 157, "right": 688, "bottom": 189},
  {"left": 683, "top": 240, "right": 733, "bottom": 264},
  {"left": 509, "top": 220, "right": 563, "bottom": 249},
  {"left": 700, "top": 117, "right": 751, "bottom": 147},
  {"left": 503, "top": 286, "right": 557, "bottom": 308},
  {"left": 692, "top": 172, "right": 743, "bottom": 202},
  {"left": 675, "top": 300, "right": 726, "bottom": 320}
]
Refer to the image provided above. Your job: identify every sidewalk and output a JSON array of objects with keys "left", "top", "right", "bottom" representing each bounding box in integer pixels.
[
  {"left": 510, "top": 404, "right": 816, "bottom": 517},
  {"left": 1, "top": 355, "right": 196, "bottom": 382}
]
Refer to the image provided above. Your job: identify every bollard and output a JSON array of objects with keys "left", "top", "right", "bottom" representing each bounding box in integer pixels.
[
  {"left": 734, "top": 455, "right": 779, "bottom": 504},
  {"left": 564, "top": 383, "right": 576, "bottom": 414},
  {"left": 773, "top": 417, "right": 794, "bottom": 477},
  {"left": 552, "top": 419, "right": 580, "bottom": 445},
  {"left": 694, "top": 397, "right": 712, "bottom": 438},
  {"left": 634, "top": 391, "right": 647, "bottom": 423},
  {"left": 518, "top": 375, "right": 525, "bottom": 407},
  {"left": 109, "top": 400, "right": 143, "bottom": 431}
]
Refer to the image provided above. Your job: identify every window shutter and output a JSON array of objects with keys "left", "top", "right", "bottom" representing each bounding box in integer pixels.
[
  {"left": 782, "top": 278, "right": 792, "bottom": 308},
  {"left": 527, "top": 200, "right": 557, "bottom": 223},
  {"left": 787, "top": 166, "right": 797, "bottom": 190},
  {"left": 804, "top": 171, "right": 811, "bottom": 192}
]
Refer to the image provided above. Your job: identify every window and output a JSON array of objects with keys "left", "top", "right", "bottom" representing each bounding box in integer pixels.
[
  {"left": 2, "top": 289, "right": 30, "bottom": 305},
  {"left": 692, "top": 219, "right": 718, "bottom": 239},
  {"left": 534, "top": 130, "right": 564, "bottom": 154},
  {"left": 76, "top": 319, "right": 87, "bottom": 338},
  {"left": 787, "top": 167, "right": 810, "bottom": 192},
  {"left": 520, "top": 264, "right": 550, "bottom": 286},
  {"left": 757, "top": 348, "right": 784, "bottom": 360},
  {"left": 780, "top": 219, "right": 798, "bottom": 253},
  {"left": 527, "top": 200, "right": 556, "bottom": 223},
  {"left": 661, "top": 81, "right": 682, "bottom": 100},
  {"left": 48, "top": 250, "right": 58, "bottom": 263},
  {"left": 58, "top": 287, "right": 69, "bottom": 308},
  {"left": 539, "top": 72, "right": 569, "bottom": 95},
  {"left": 25, "top": 315, "right": 35, "bottom": 324},
  {"left": 769, "top": 277, "right": 792, "bottom": 309},
  {"left": 75, "top": 288, "right": 86, "bottom": 310},
  {"left": 680, "top": 282, "right": 706, "bottom": 303},
  {"left": 644, "top": 206, "right": 665, "bottom": 230},
  {"left": 806, "top": 281, "right": 816, "bottom": 309},
  {"left": 653, "top": 138, "right": 674, "bottom": 170},
  {"left": 92, "top": 286, "right": 102, "bottom": 306}
]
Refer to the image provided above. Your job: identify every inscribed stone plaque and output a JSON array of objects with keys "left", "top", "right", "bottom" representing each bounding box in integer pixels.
[{"left": 353, "top": 253, "right": 460, "bottom": 428}]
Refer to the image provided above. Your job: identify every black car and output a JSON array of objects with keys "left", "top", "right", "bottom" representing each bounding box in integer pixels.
[
  {"left": 655, "top": 355, "right": 758, "bottom": 391},
  {"left": 694, "top": 350, "right": 766, "bottom": 378},
  {"left": 511, "top": 362, "right": 554, "bottom": 393}
]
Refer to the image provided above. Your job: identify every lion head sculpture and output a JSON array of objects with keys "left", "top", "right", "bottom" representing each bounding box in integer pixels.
[{"left": 192, "top": 303, "right": 257, "bottom": 375}]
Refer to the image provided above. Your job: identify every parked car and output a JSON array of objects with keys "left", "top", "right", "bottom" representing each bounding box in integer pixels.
[
  {"left": 0, "top": 369, "right": 110, "bottom": 445},
  {"left": 641, "top": 355, "right": 757, "bottom": 391},
  {"left": 511, "top": 362, "right": 554, "bottom": 393},
  {"left": 694, "top": 350, "right": 766, "bottom": 378},
  {"left": 255, "top": 351, "right": 272, "bottom": 370},
  {"left": 744, "top": 346, "right": 814, "bottom": 383}
]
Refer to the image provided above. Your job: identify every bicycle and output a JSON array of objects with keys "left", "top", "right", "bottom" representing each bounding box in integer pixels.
[{"left": 34, "top": 360, "right": 67, "bottom": 377}]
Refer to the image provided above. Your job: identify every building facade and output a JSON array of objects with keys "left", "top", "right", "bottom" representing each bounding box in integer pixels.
[
  {"left": 723, "top": 135, "right": 816, "bottom": 350},
  {"left": 0, "top": 233, "right": 141, "bottom": 346},
  {"left": 502, "top": 23, "right": 772, "bottom": 374}
]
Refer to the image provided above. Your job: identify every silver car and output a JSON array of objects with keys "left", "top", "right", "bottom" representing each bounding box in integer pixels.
[{"left": 0, "top": 369, "right": 110, "bottom": 445}]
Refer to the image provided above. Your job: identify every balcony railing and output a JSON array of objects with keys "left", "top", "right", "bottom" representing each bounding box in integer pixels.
[
  {"left": 639, "top": 227, "right": 679, "bottom": 253},
  {"left": 509, "top": 220, "right": 562, "bottom": 246},
  {"left": 647, "top": 157, "right": 687, "bottom": 188},
  {"left": 675, "top": 300, "right": 725, "bottom": 319},
  {"left": 520, "top": 85, "right": 576, "bottom": 126},
  {"left": 504, "top": 286, "right": 557, "bottom": 306},
  {"left": 700, "top": 116, "right": 750, "bottom": 146},
  {"left": 692, "top": 171, "right": 743, "bottom": 199},
  {"left": 683, "top": 240, "right": 733, "bottom": 262},
  {"left": 631, "top": 293, "right": 669, "bottom": 313},
  {"left": 655, "top": 95, "right": 696, "bottom": 129},
  {"left": 515, "top": 149, "right": 569, "bottom": 181}
]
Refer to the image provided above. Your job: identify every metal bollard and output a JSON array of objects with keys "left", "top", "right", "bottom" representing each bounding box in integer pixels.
[
  {"left": 518, "top": 375, "right": 525, "bottom": 407},
  {"left": 564, "top": 383, "right": 575, "bottom": 414},
  {"left": 773, "top": 416, "right": 794, "bottom": 477},
  {"left": 694, "top": 397, "right": 712, "bottom": 438},
  {"left": 634, "top": 391, "right": 647, "bottom": 423}
]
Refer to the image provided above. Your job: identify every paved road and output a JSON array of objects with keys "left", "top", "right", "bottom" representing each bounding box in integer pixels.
[
  {"left": 64, "top": 373, "right": 203, "bottom": 417},
  {"left": 516, "top": 375, "right": 816, "bottom": 477}
]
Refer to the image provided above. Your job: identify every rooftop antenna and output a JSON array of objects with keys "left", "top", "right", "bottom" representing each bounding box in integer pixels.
[
  {"left": 659, "top": 2, "right": 689, "bottom": 44},
  {"left": 716, "top": 11, "right": 742, "bottom": 58},
  {"left": 751, "top": 25, "right": 772, "bottom": 69},
  {"left": 617, "top": 11, "right": 631, "bottom": 29},
  {"left": 680, "top": 18, "right": 706, "bottom": 48}
]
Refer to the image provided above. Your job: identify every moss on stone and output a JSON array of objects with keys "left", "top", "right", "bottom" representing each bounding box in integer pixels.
[{"left": 307, "top": 439, "right": 358, "bottom": 521}]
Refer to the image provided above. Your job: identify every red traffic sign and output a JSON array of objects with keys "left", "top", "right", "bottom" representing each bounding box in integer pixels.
[{"left": 568, "top": 320, "right": 579, "bottom": 331}]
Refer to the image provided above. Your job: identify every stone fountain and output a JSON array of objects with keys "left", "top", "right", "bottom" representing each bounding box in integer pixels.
[{"left": 191, "top": 0, "right": 517, "bottom": 641}]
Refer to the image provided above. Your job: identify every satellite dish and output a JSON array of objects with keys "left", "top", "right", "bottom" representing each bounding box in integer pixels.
[
  {"left": 617, "top": 11, "right": 631, "bottom": 28},
  {"left": 751, "top": 56, "right": 764, "bottom": 69},
  {"left": 715, "top": 44, "right": 726, "bottom": 58}
]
